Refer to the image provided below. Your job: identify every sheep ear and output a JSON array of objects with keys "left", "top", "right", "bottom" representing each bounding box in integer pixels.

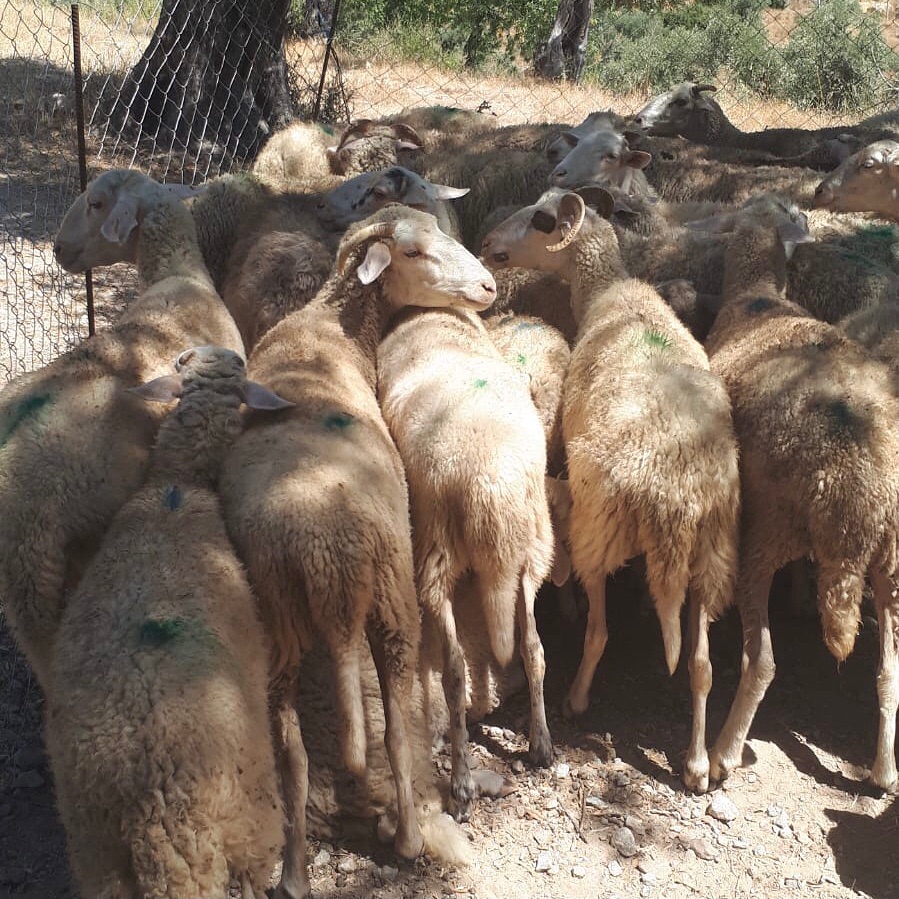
[
  {"left": 430, "top": 183, "right": 469, "bottom": 200},
  {"left": 100, "top": 192, "right": 139, "bottom": 243},
  {"left": 395, "top": 139, "right": 423, "bottom": 152},
  {"left": 778, "top": 221, "right": 814, "bottom": 260},
  {"left": 127, "top": 374, "right": 183, "bottom": 403},
  {"left": 624, "top": 150, "right": 652, "bottom": 170},
  {"left": 326, "top": 145, "right": 339, "bottom": 161},
  {"left": 242, "top": 381, "right": 295, "bottom": 410},
  {"left": 561, "top": 131, "right": 580, "bottom": 148},
  {"left": 530, "top": 209, "right": 557, "bottom": 233},
  {"left": 357, "top": 241, "right": 392, "bottom": 284},
  {"left": 577, "top": 185, "right": 615, "bottom": 219}
]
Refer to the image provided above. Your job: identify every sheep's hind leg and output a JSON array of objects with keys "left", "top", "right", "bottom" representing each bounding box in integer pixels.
[
  {"left": 869, "top": 566, "right": 899, "bottom": 793},
  {"left": 517, "top": 568, "right": 553, "bottom": 767},
  {"left": 683, "top": 594, "right": 712, "bottom": 793},
  {"left": 271, "top": 680, "right": 311, "bottom": 899},
  {"left": 368, "top": 623, "right": 424, "bottom": 860},
  {"left": 564, "top": 572, "right": 608, "bottom": 717},
  {"left": 709, "top": 570, "right": 775, "bottom": 784}
]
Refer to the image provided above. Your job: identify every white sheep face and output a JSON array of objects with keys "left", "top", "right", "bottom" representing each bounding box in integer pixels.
[
  {"left": 632, "top": 82, "right": 719, "bottom": 136},
  {"left": 813, "top": 139, "right": 899, "bottom": 219},
  {"left": 548, "top": 130, "right": 651, "bottom": 192}
]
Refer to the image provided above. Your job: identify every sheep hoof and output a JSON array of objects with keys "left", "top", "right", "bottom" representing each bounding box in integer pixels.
[
  {"left": 562, "top": 693, "right": 587, "bottom": 719},
  {"left": 682, "top": 764, "right": 710, "bottom": 795},
  {"left": 449, "top": 778, "right": 475, "bottom": 823},
  {"left": 708, "top": 753, "right": 733, "bottom": 785},
  {"left": 272, "top": 878, "right": 311, "bottom": 899},
  {"left": 867, "top": 767, "right": 899, "bottom": 795},
  {"left": 394, "top": 829, "right": 425, "bottom": 861},
  {"left": 528, "top": 736, "right": 554, "bottom": 769}
]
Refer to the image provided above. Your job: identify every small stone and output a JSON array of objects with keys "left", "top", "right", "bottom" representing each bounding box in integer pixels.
[
  {"left": 767, "top": 804, "right": 783, "bottom": 818},
  {"left": 753, "top": 845, "right": 767, "bottom": 857},
  {"left": 535, "top": 850, "right": 554, "bottom": 873},
  {"left": 680, "top": 836, "right": 719, "bottom": 861},
  {"left": 612, "top": 771, "right": 631, "bottom": 787},
  {"left": 785, "top": 878, "right": 802, "bottom": 889},
  {"left": 337, "top": 856, "right": 356, "bottom": 874},
  {"left": 822, "top": 872, "right": 839, "bottom": 885},
  {"left": 731, "top": 838, "right": 748, "bottom": 849},
  {"left": 716, "top": 834, "right": 729, "bottom": 847},
  {"left": 640, "top": 873, "right": 658, "bottom": 885},
  {"left": 312, "top": 849, "right": 331, "bottom": 869},
  {"left": 544, "top": 797, "right": 559, "bottom": 810},
  {"left": 640, "top": 887, "right": 653, "bottom": 898},
  {"left": 380, "top": 865, "right": 399, "bottom": 883},
  {"left": 625, "top": 814, "right": 646, "bottom": 835},
  {"left": 533, "top": 827, "right": 552, "bottom": 848},
  {"left": 747, "top": 772, "right": 757, "bottom": 783},
  {"left": 773, "top": 810, "right": 791, "bottom": 829},
  {"left": 608, "top": 859, "right": 623, "bottom": 877},
  {"left": 502, "top": 728, "right": 516, "bottom": 741},
  {"left": 320, "top": 843, "right": 335, "bottom": 854},
  {"left": 555, "top": 762, "right": 571, "bottom": 779},
  {"left": 571, "top": 865, "right": 587, "bottom": 878},
  {"left": 511, "top": 759, "right": 525, "bottom": 774},
  {"left": 611, "top": 826, "right": 638, "bottom": 857},
  {"left": 586, "top": 795, "right": 607, "bottom": 809},
  {"left": 707, "top": 794, "right": 739, "bottom": 823},
  {"left": 14, "top": 769, "right": 44, "bottom": 790}
]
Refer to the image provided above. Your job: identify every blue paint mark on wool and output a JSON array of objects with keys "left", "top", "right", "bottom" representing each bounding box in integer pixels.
[
  {"left": 323, "top": 412, "right": 354, "bottom": 430},
  {"left": 515, "top": 321, "right": 543, "bottom": 332},
  {"left": 747, "top": 297, "right": 773, "bottom": 315},
  {"left": 0, "top": 393, "right": 52, "bottom": 446},
  {"left": 163, "top": 485, "right": 182, "bottom": 510},
  {"left": 139, "top": 618, "right": 187, "bottom": 647}
]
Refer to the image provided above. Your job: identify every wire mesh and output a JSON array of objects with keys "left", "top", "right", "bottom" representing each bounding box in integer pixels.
[{"left": 1, "top": 0, "right": 897, "bottom": 386}]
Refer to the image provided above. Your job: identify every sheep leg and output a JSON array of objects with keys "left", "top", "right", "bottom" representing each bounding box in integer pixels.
[
  {"left": 367, "top": 626, "right": 425, "bottom": 860},
  {"left": 683, "top": 594, "right": 712, "bottom": 793},
  {"left": 564, "top": 572, "right": 608, "bottom": 717},
  {"left": 420, "top": 553, "right": 473, "bottom": 822},
  {"left": 241, "top": 873, "right": 259, "bottom": 899},
  {"left": 869, "top": 566, "right": 899, "bottom": 793},
  {"left": 271, "top": 685, "right": 311, "bottom": 899},
  {"left": 709, "top": 571, "right": 775, "bottom": 784},
  {"left": 517, "top": 571, "right": 553, "bottom": 767}
]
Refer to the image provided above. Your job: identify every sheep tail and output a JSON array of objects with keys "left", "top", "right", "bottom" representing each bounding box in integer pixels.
[
  {"left": 817, "top": 561, "right": 866, "bottom": 663},
  {"left": 644, "top": 546, "right": 691, "bottom": 676},
  {"left": 332, "top": 640, "right": 367, "bottom": 776}
]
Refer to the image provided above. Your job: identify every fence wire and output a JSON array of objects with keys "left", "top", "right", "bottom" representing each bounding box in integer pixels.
[{"left": 1, "top": 0, "right": 897, "bottom": 385}]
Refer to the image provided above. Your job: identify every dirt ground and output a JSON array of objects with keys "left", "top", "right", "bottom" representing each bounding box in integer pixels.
[{"left": 1, "top": 573, "right": 897, "bottom": 899}]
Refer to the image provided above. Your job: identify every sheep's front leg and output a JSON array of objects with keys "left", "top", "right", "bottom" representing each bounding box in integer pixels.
[
  {"left": 517, "top": 571, "right": 553, "bottom": 766},
  {"left": 684, "top": 594, "right": 712, "bottom": 793},
  {"left": 271, "top": 685, "right": 311, "bottom": 899},
  {"left": 564, "top": 572, "right": 608, "bottom": 717},
  {"left": 709, "top": 571, "right": 775, "bottom": 783},
  {"left": 869, "top": 566, "right": 899, "bottom": 793}
]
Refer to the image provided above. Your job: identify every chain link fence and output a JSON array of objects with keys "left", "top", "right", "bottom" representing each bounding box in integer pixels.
[{"left": 2, "top": 0, "right": 897, "bottom": 385}]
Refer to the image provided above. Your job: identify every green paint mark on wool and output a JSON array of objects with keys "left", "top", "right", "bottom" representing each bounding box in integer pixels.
[
  {"left": 139, "top": 618, "right": 188, "bottom": 647},
  {"left": 323, "top": 411, "right": 354, "bottom": 430},
  {"left": 474, "top": 379, "right": 488, "bottom": 389},
  {"left": 517, "top": 354, "right": 527, "bottom": 367},
  {"left": 0, "top": 393, "right": 52, "bottom": 447},
  {"left": 643, "top": 329, "right": 672, "bottom": 350},
  {"left": 319, "top": 123, "right": 335, "bottom": 136},
  {"left": 827, "top": 399, "right": 857, "bottom": 431}
]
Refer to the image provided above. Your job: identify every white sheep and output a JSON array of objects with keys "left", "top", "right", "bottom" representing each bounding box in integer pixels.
[
  {"left": 46, "top": 345, "right": 291, "bottom": 899},
  {"left": 0, "top": 170, "right": 242, "bottom": 689},
  {"left": 482, "top": 186, "right": 741, "bottom": 793},
  {"left": 218, "top": 206, "right": 497, "bottom": 897},
  {"left": 813, "top": 139, "right": 899, "bottom": 221},
  {"left": 377, "top": 302, "right": 555, "bottom": 820},
  {"left": 700, "top": 195, "right": 899, "bottom": 793}
]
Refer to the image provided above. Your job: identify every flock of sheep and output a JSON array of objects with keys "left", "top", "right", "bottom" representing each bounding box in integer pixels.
[{"left": 1, "top": 79, "right": 897, "bottom": 898}]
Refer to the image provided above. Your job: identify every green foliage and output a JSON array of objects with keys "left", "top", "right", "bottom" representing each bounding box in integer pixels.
[{"left": 779, "top": 0, "right": 898, "bottom": 113}]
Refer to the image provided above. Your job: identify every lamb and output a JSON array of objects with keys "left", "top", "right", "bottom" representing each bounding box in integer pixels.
[
  {"left": 46, "top": 345, "right": 291, "bottom": 899},
  {"left": 813, "top": 140, "right": 899, "bottom": 221},
  {"left": 482, "top": 186, "right": 741, "bottom": 793},
  {"left": 633, "top": 82, "right": 897, "bottom": 164},
  {"left": 377, "top": 302, "right": 555, "bottom": 821},
  {"left": 0, "top": 169, "right": 242, "bottom": 689},
  {"left": 218, "top": 206, "right": 497, "bottom": 897},
  {"left": 252, "top": 118, "right": 424, "bottom": 190},
  {"left": 700, "top": 194, "right": 899, "bottom": 793}
]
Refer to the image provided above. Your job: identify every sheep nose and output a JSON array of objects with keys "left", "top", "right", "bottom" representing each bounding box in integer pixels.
[
  {"left": 482, "top": 280, "right": 496, "bottom": 295},
  {"left": 633, "top": 114, "right": 644, "bottom": 126},
  {"left": 176, "top": 349, "right": 196, "bottom": 369},
  {"left": 53, "top": 242, "right": 63, "bottom": 259}
]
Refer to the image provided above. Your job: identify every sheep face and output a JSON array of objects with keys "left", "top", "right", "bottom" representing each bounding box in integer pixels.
[
  {"left": 813, "top": 140, "right": 899, "bottom": 220},
  {"left": 545, "top": 109, "right": 629, "bottom": 165},
  {"left": 548, "top": 130, "right": 651, "bottom": 192},
  {"left": 341, "top": 208, "right": 496, "bottom": 311},
  {"left": 326, "top": 120, "right": 424, "bottom": 176},
  {"left": 318, "top": 167, "right": 467, "bottom": 232},
  {"left": 54, "top": 169, "right": 201, "bottom": 273},
  {"left": 480, "top": 187, "right": 615, "bottom": 275},
  {"left": 632, "top": 82, "right": 718, "bottom": 136}
]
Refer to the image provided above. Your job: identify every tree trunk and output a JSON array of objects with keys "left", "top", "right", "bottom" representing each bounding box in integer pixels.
[
  {"left": 100, "top": 0, "right": 296, "bottom": 164},
  {"left": 534, "top": 0, "right": 594, "bottom": 82}
]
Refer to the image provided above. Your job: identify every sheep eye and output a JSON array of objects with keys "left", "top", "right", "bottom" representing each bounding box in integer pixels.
[
  {"left": 863, "top": 159, "right": 876, "bottom": 168},
  {"left": 404, "top": 248, "right": 421, "bottom": 258},
  {"left": 88, "top": 199, "right": 103, "bottom": 210},
  {"left": 606, "top": 153, "right": 619, "bottom": 160},
  {"left": 673, "top": 98, "right": 687, "bottom": 107}
]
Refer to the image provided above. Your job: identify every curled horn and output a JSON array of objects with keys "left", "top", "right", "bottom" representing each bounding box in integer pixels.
[
  {"left": 336, "top": 221, "right": 395, "bottom": 273},
  {"left": 391, "top": 122, "right": 424, "bottom": 147},
  {"left": 338, "top": 119, "right": 375, "bottom": 147},
  {"left": 692, "top": 83, "right": 717, "bottom": 95},
  {"left": 546, "top": 194, "right": 586, "bottom": 253}
]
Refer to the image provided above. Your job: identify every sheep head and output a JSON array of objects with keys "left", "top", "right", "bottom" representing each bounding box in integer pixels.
[
  {"left": 548, "top": 129, "right": 651, "bottom": 193},
  {"left": 813, "top": 139, "right": 899, "bottom": 221},
  {"left": 336, "top": 207, "right": 496, "bottom": 311},
  {"left": 632, "top": 81, "right": 719, "bottom": 137}
]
